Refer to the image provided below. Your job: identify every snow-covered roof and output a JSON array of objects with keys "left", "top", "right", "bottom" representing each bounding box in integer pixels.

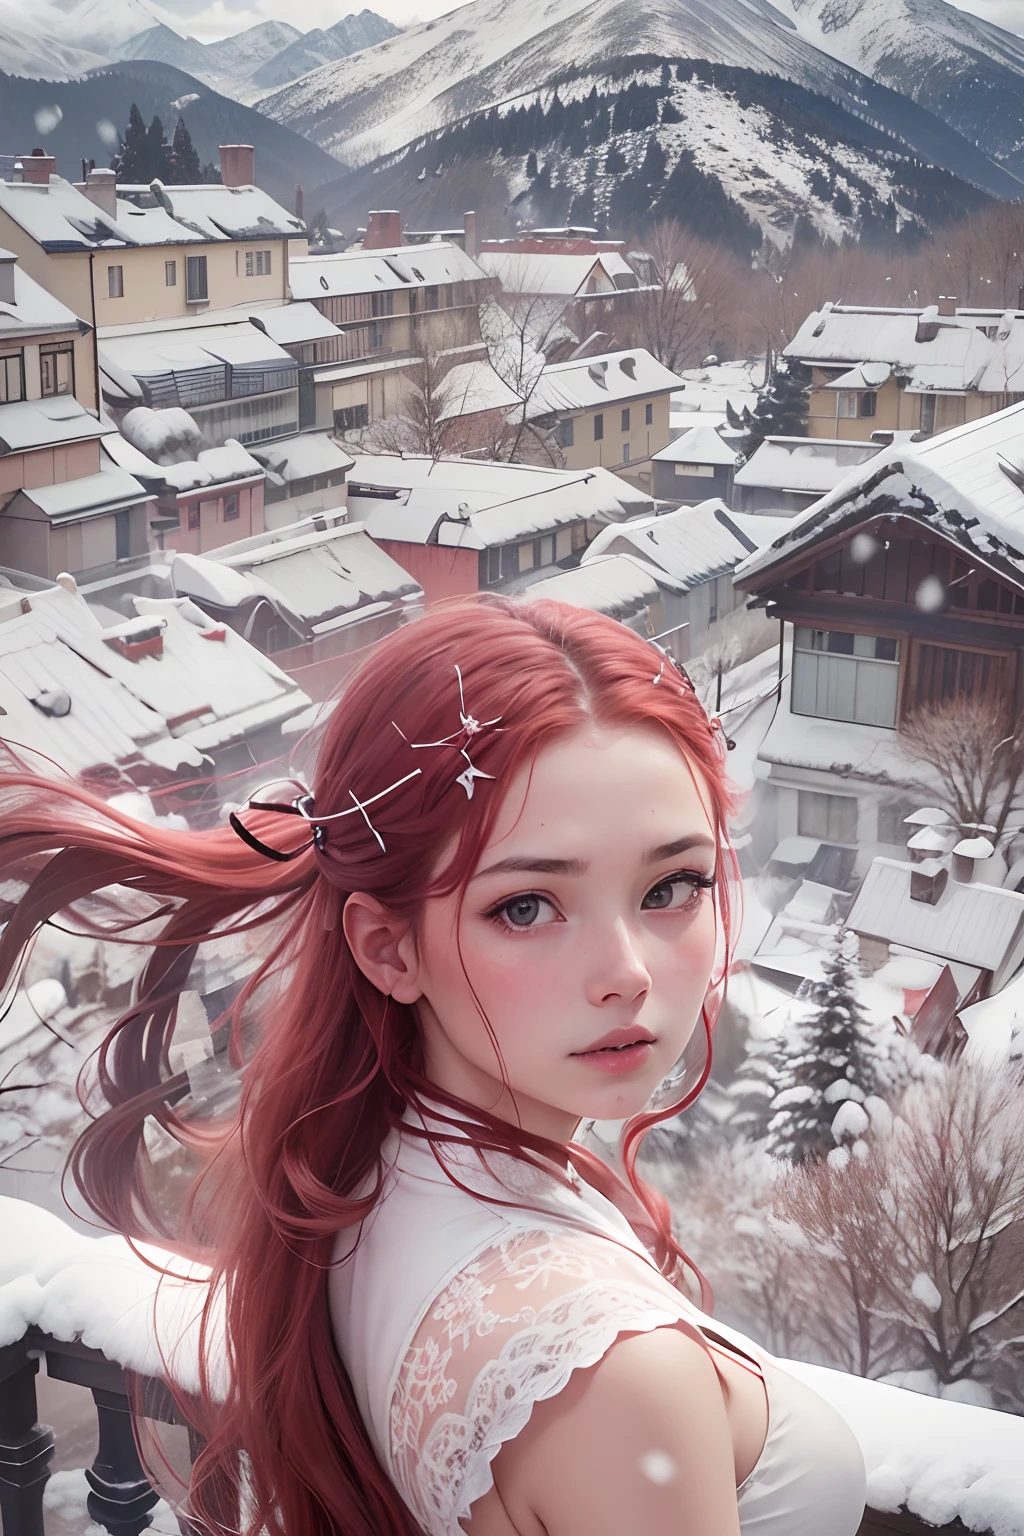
[
  {"left": 437, "top": 358, "right": 522, "bottom": 418},
  {"left": 0, "top": 250, "right": 83, "bottom": 337},
  {"left": 17, "top": 464, "right": 152, "bottom": 523},
  {"left": 736, "top": 399, "right": 1024, "bottom": 589},
  {"left": 346, "top": 454, "right": 650, "bottom": 549},
  {"left": 289, "top": 241, "right": 485, "bottom": 302},
  {"left": 477, "top": 250, "right": 634, "bottom": 298},
  {"left": 0, "top": 397, "right": 113, "bottom": 455},
  {"left": 734, "top": 436, "right": 883, "bottom": 495},
  {"left": 173, "top": 521, "right": 422, "bottom": 634},
  {"left": 100, "top": 322, "right": 294, "bottom": 382},
  {"left": 0, "top": 581, "right": 309, "bottom": 777},
  {"left": 785, "top": 304, "right": 1024, "bottom": 396},
  {"left": 958, "top": 966, "right": 1024, "bottom": 1065},
  {"left": 248, "top": 303, "right": 341, "bottom": 346},
  {"left": 0, "top": 176, "right": 302, "bottom": 253},
  {"left": 821, "top": 362, "right": 892, "bottom": 391},
  {"left": 653, "top": 422, "right": 739, "bottom": 467},
  {"left": 249, "top": 432, "right": 354, "bottom": 484},
  {"left": 160, "top": 440, "right": 264, "bottom": 495},
  {"left": 583, "top": 500, "right": 756, "bottom": 589},
  {"left": 530, "top": 350, "right": 685, "bottom": 415},
  {"left": 847, "top": 857, "right": 1024, "bottom": 973},
  {"left": 518, "top": 552, "right": 684, "bottom": 623}
]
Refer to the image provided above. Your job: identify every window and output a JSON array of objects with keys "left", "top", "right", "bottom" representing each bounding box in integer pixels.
[
  {"left": 186, "top": 255, "right": 208, "bottom": 302},
  {"left": 479, "top": 544, "right": 520, "bottom": 586},
  {"left": 838, "top": 391, "right": 875, "bottom": 419},
  {"left": 536, "top": 533, "right": 555, "bottom": 567},
  {"left": 334, "top": 403, "right": 369, "bottom": 432},
  {"left": 107, "top": 265, "right": 123, "bottom": 299},
  {"left": 622, "top": 443, "right": 630, "bottom": 462},
  {"left": 919, "top": 394, "right": 936, "bottom": 434},
  {"left": 555, "top": 528, "right": 572, "bottom": 561},
  {"left": 557, "top": 418, "right": 574, "bottom": 448},
  {"left": 594, "top": 413, "right": 604, "bottom": 441},
  {"left": 837, "top": 392, "right": 857, "bottom": 418},
  {"left": 675, "top": 462, "right": 714, "bottom": 477},
  {"left": 791, "top": 627, "right": 900, "bottom": 728},
  {"left": 798, "top": 790, "right": 858, "bottom": 845},
  {"left": 425, "top": 285, "right": 439, "bottom": 310},
  {"left": 913, "top": 643, "right": 1011, "bottom": 710},
  {"left": 115, "top": 509, "right": 131, "bottom": 560},
  {"left": 223, "top": 493, "right": 239, "bottom": 521},
  {"left": 621, "top": 408, "right": 631, "bottom": 431},
  {"left": 709, "top": 577, "right": 719, "bottom": 624},
  {"left": 0, "top": 351, "right": 25, "bottom": 404},
  {"left": 860, "top": 391, "right": 876, "bottom": 418},
  {"left": 519, "top": 540, "right": 535, "bottom": 572},
  {"left": 645, "top": 402, "right": 653, "bottom": 426},
  {"left": 165, "top": 260, "right": 177, "bottom": 287},
  {"left": 40, "top": 344, "right": 74, "bottom": 398},
  {"left": 245, "top": 249, "right": 272, "bottom": 277},
  {"left": 371, "top": 292, "right": 394, "bottom": 317},
  {"left": 187, "top": 505, "right": 200, "bottom": 531}
]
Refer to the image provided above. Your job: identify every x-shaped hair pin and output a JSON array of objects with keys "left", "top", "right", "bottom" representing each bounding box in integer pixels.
[{"left": 393, "top": 664, "right": 502, "bottom": 799}]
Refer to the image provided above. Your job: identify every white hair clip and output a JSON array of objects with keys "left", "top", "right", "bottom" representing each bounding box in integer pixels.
[{"left": 393, "top": 664, "right": 502, "bottom": 799}]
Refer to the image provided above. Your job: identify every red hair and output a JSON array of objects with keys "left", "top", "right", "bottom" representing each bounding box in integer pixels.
[{"left": 0, "top": 595, "right": 739, "bottom": 1536}]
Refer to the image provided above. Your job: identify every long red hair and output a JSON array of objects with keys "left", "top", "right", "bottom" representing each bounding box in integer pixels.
[{"left": 0, "top": 595, "right": 738, "bottom": 1536}]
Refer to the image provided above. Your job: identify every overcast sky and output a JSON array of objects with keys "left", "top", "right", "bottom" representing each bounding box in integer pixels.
[{"left": 176, "top": 0, "right": 1024, "bottom": 44}]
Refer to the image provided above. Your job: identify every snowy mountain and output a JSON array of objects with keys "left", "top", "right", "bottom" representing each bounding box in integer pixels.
[
  {"left": 248, "top": 11, "right": 402, "bottom": 94},
  {"left": 774, "top": 0, "right": 1024, "bottom": 173},
  {"left": 115, "top": 22, "right": 211, "bottom": 76},
  {"left": 61, "top": 0, "right": 175, "bottom": 54},
  {"left": 0, "top": 0, "right": 106, "bottom": 78},
  {"left": 201, "top": 20, "right": 302, "bottom": 81},
  {"left": 256, "top": 0, "right": 1024, "bottom": 181},
  {"left": 310, "top": 59, "right": 1001, "bottom": 253}
]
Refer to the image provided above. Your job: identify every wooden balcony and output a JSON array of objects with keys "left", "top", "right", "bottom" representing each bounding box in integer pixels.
[{"left": 0, "top": 1324, "right": 990, "bottom": 1536}]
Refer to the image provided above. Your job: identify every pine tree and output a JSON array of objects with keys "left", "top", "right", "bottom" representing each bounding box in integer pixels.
[
  {"left": 728, "top": 1012, "right": 784, "bottom": 1142},
  {"left": 115, "top": 103, "right": 149, "bottom": 183},
  {"left": 525, "top": 150, "right": 538, "bottom": 179},
  {"left": 767, "top": 930, "right": 880, "bottom": 1164},
  {"left": 145, "top": 115, "right": 172, "bottom": 182},
  {"left": 169, "top": 117, "right": 201, "bottom": 184},
  {"left": 742, "top": 357, "right": 810, "bottom": 455}
]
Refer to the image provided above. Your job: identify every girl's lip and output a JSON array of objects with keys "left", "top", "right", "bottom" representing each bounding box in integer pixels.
[{"left": 571, "top": 1041, "right": 654, "bottom": 1074}]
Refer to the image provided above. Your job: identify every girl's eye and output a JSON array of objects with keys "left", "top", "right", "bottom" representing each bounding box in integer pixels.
[
  {"left": 642, "top": 872, "right": 716, "bottom": 912},
  {"left": 489, "top": 893, "right": 557, "bottom": 930}
]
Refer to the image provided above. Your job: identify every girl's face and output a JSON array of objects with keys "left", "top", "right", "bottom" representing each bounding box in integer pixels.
[{"left": 411, "top": 724, "right": 720, "bottom": 1141}]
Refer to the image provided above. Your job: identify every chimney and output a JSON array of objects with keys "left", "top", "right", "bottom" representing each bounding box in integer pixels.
[
  {"left": 364, "top": 210, "right": 401, "bottom": 249},
  {"left": 910, "top": 859, "right": 948, "bottom": 906},
  {"left": 82, "top": 166, "right": 117, "bottom": 219},
  {"left": 463, "top": 209, "right": 478, "bottom": 260},
  {"left": 0, "top": 250, "right": 15, "bottom": 306},
  {"left": 22, "top": 148, "right": 56, "bottom": 185},
  {"left": 220, "top": 145, "right": 255, "bottom": 188},
  {"left": 295, "top": 184, "right": 304, "bottom": 223},
  {"left": 951, "top": 835, "right": 994, "bottom": 885},
  {"left": 937, "top": 294, "right": 957, "bottom": 317}
]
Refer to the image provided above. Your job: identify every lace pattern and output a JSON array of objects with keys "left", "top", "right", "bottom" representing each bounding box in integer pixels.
[{"left": 389, "top": 1228, "right": 702, "bottom": 1536}]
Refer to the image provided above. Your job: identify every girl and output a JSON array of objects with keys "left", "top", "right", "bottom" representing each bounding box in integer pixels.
[{"left": 0, "top": 596, "right": 866, "bottom": 1536}]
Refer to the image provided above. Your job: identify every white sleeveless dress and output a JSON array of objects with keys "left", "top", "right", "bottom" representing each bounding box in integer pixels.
[{"left": 328, "top": 1099, "right": 867, "bottom": 1536}]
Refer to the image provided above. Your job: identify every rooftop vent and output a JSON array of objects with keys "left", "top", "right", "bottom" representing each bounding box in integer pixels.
[
  {"left": 31, "top": 688, "right": 71, "bottom": 718},
  {"left": 619, "top": 356, "right": 636, "bottom": 380},
  {"left": 588, "top": 360, "right": 609, "bottom": 388},
  {"left": 910, "top": 858, "right": 948, "bottom": 906},
  {"left": 102, "top": 616, "right": 166, "bottom": 661}
]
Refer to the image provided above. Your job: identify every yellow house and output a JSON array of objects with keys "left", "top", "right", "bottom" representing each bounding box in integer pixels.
[
  {"left": 527, "top": 349, "right": 684, "bottom": 491},
  {"left": 786, "top": 300, "right": 1024, "bottom": 442},
  {"left": 0, "top": 149, "right": 306, "bottom": 334}
]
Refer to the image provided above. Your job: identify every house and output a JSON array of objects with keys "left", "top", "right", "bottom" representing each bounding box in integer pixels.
[
  {"left": 733, "top": 400, "right": 1024, "bottom": 866},
  {"left": 248, "top": 432, "right": 354, "bottom": 526},
  {"left": 651, "top": 422, "right": 739, "bottom": 504},
  {"left": 846, "top": 856, "right": 1024, "bottom": 1002},
  {"left": 732, "top": 436, "right": 884, "bottom": 515},
  {"left": 289, "top": 218, "right": 492, "bottom": 436},
  {"left": 527, "top": 349, "right": 685, "bottom": 489},
  {"left": 0, "top": 572, "right": 310, "bottom": 793},
  {"left": 103, "top": 409, "right": 267, "bottom": 556},
  {"left": 519, "top": 553, "right": 686, "bottom": 639},
  {"left": 168, "top": 514, "right": 423, "bottom": 698},
  {"left": 98, "top": 315, "right": 302, "bottom": 449},
  {"left": 476, "top": 245, "right": 644, "bottom": 343},
  {"left": 785, "top": 299, "right": 1024, "bottom": 442},
  {"left": 0, "top": 147, "right": 305, "bottom": 330},
  {"left": 346, "top": 453, "right": 651, "bottom": 603},
  {"left": 0, "top": 247, "right": 158, "bottom": 578},
  {"left": 581, "top": 500, "right": 784, "bottom": 661}
]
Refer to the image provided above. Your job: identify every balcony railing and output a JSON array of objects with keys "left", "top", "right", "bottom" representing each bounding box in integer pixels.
[{"left": 0, "top": 1320, "right": 995, "bottom": 1536}]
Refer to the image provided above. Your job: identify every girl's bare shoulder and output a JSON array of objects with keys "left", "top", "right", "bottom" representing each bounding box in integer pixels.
[{"left": 468, "top": 1325, "right": 742, "bottom": 1536}]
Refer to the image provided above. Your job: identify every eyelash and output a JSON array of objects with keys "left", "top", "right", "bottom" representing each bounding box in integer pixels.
[{"left": 483, "top": 870, "right": 717, "bottom": 933}]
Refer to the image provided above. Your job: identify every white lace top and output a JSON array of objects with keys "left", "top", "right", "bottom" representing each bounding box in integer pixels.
[{"left": 328, "top": 1101, "right": 866, "bottom": 1536}]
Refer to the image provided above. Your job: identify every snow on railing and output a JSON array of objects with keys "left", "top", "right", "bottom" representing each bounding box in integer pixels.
[{"left": 2, "top": 1195, "right": 1022, "bottom": 1536}]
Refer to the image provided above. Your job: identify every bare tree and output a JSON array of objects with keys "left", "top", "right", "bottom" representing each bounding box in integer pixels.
[
  {"left": 628, "top": 221, "right": 746, "bottom": 373},
  {"left": 479, "top": 289, "right": 566, "bottom": 465},
  {"left": 779, "top": 1062, "right": 1024, "bottom": 1406},
  {"left": 894, "top": 696, "right": 1024, "bottom": 847}
]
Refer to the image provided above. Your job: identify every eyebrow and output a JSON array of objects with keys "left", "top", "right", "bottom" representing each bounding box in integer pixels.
[{"left": 472, "top": 833, "right": 716, "bottom": 882}]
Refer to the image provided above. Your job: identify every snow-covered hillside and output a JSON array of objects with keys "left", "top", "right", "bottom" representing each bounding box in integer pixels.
[
  {"left": 0, "top": 0, "right": 107, "bottom": 78},
  {"left": 257, "top": 0, "right": 1024, "bottom": 184},
  {"left": 248, "top": 11, "right": 402, "bottom": 95},
  {"left": 775, "top": 0, "right": 1024, "bottom": 171}
]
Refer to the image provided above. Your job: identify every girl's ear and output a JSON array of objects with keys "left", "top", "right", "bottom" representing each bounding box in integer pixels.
[{"left": 343, "top": 892, "right": 422, "bottom": 1004}]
